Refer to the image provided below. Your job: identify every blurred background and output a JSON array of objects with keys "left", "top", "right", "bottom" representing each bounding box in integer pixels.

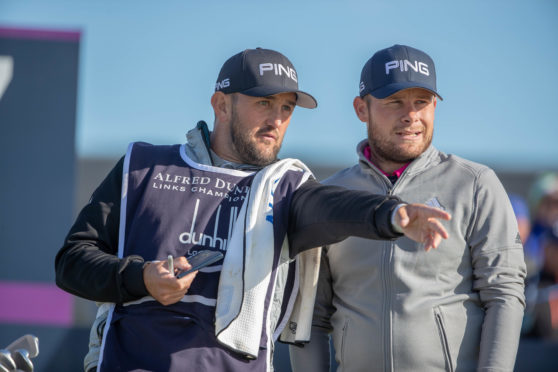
[{"left": 0, "top": 0, "right": 557, "bottom": 370}]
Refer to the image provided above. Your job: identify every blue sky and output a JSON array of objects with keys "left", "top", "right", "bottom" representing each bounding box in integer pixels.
[{"left": 1, "top": 0, "right": 557, "bottom": 170}]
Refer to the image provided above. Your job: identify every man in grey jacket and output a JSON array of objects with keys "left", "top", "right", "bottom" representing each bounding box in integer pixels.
[{"left": 289, "top": 44, "right": 527, "bottom": 371}]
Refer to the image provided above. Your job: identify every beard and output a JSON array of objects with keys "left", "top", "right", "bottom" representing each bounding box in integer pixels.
[
  {"left": 229, "top": 109, "right": 281, "bottom": 167},
  {"left": 367, "top": 120, "right": 433, "bottom": 164}
]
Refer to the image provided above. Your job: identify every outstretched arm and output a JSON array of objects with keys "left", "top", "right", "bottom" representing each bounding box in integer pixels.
[{"left": 288, "top": 180, "right": 451, "bottom": 256}]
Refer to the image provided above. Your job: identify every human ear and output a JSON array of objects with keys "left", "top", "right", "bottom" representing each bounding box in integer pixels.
[
  {"left": 353, "top": 96, "right": 369, "bottom": 123},
  {"left": 210, "top": 92, "right": 231, "bottom": 123}
]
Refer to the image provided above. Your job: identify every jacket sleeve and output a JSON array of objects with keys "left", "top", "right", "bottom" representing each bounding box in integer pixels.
[
  {"left": 287, "top": 179, "right": 403, "bottom": 257},
  {"left": 54, "top": 157, "right": 150, "bottom": 303},
  {"left": 469, "top": 169, "right": 527, "bottom": 371},
  {"left": 289, "top": 247, "right": 335, "bottom": 372}
]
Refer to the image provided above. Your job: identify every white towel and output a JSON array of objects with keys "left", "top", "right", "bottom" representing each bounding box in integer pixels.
[{"left": 215, "top": 158, "right": 320, "bottom": 358}]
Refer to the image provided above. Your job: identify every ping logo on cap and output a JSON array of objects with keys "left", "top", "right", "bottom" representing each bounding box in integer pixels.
[
  {"left": 215, "top": 78, "right": 230, "bottom": 90},
  {"left": 385, "top": 59, "right": 429, "bottom": 76},
  {"left": 259, "top": 63, "right": 298, "bottom": 83}
]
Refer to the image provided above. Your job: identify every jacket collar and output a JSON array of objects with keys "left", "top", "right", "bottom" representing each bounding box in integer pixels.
[
  {"left": 185, "top": 125, "right": 263, "bottom": 171},
  {"left": 356, "top": 139, "right": 440, "bottom": 178}
]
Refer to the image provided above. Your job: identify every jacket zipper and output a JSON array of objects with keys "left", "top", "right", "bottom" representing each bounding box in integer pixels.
[
  {"left": 377, "top": 172, "right": 395, "bottom": 372},
  {"left": 377, "top": 172, "right": 393, "bottom": 371},
  {"left": 366, "top": 156, "right": 419, "bottom": 371},
  {"left": 368, "top": 165, "right": 407, "bottom": 372},
  {"left": 385, "top": 171, "right": 400, "bottom": 371}
]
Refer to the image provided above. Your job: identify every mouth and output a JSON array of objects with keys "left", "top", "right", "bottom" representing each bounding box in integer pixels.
[
  {"left": 257, "top": 130, "right": 278, "bottom": 142},
  {"left": 395, "top": 129, "right": 423, "bottom": 141}
]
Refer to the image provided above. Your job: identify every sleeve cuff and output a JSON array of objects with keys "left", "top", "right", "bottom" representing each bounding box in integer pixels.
[
  {"left": 121, "top": 257, "right": 150, "bottom": 298},
  {"left": 391, "top": 203, "right": 406, "bottom": 233},
  {"left": 373, "top": 197, "right": 405, "bottom": 238}
]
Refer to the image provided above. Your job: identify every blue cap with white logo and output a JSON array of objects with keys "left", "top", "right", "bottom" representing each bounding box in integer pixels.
[
  {"left": 359, "top": 44, "right": 442, "bottom": 100},
  {"left": 215, "top": 48, "right": 317, "bottom": 109}
]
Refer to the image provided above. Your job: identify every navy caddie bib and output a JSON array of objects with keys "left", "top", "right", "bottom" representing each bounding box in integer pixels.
[
  {"left": 122, "top": 142, "right": 254, "bottom": 310},
  {"left": 98, "top": 142, "right": 306, "bottom": 372},
  {"left": 98, "top": 142, "right": 256, "bottom": 370}
]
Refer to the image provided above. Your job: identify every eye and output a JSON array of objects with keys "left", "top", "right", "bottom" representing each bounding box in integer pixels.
[
  {"left": 258, "top": 100, "right": 270, "bottom": 107},
  {"left": 386, "top": 100, "right": 401, "bottom": 106},
  {"left": 416, "top": 99, "right": 433, "bottom": 106},
  {"left": 282, "top": 105, "right": 293, "bottom": 113}
]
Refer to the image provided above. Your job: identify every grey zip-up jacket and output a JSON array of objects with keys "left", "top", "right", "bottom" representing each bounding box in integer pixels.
[{"left": 290, "top": 141, "right": 526, "bottom": 372}]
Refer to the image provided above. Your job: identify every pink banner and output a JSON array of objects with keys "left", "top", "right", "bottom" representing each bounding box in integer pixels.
[
  {"left": 0, "top": 27, "right": 80, "bottom": 41},
  {"left": 0, "top": 282, "right": 74, "bottom": 326}
]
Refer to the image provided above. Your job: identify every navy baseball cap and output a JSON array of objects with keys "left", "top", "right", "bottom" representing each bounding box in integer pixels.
[
  {"left": 215, "top": 48, "right": 317, "bottom": 109},
  {"left": 359, "top": 44, "right": 442, "bottom": 100}
]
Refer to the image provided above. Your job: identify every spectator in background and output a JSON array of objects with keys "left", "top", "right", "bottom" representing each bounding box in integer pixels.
[
  {"left": 509, "top": 193, "right": 531, "bottom": 245},
  {"left": 509, "top": 193, "right": 536, "bottom": 276},
  {"left": 524, "top": 172, "right": 558, "bottom": 272},
  {"left": 522, "top": 222, "right": 558, "bottom": 340}
]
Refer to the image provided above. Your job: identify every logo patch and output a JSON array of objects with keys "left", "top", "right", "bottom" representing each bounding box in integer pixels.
[
  {"left": 425, "top": 197, "right": 445, "bottom": 211},
  {"left": 215, "top": 78, "right": 230, "bottom": 90},
  {"left": 385, "top": 59, "right": 429, "bottom": 76},
  {"left": 259, "top": 63, "right": 298, "bottom": 83}
]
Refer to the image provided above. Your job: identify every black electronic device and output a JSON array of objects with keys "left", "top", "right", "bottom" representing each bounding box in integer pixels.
[{"left": 176, "top": 250, "right": 224, "bottom": 278}]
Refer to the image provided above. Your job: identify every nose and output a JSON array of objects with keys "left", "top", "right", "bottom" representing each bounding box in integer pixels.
[
  {"left": 267, "top": 106, "right": 285, "bottom": 128},
  {"left": 401, "top": 102, "right": 420, "bottom": 123}
]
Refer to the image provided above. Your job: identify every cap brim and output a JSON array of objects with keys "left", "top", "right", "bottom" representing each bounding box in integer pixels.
[
  {"left": 240, "top": 86, "right": 318, "bottom": 109},
  {"left": 369, "top": 82, "right": 443, "bottom": 100}
]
